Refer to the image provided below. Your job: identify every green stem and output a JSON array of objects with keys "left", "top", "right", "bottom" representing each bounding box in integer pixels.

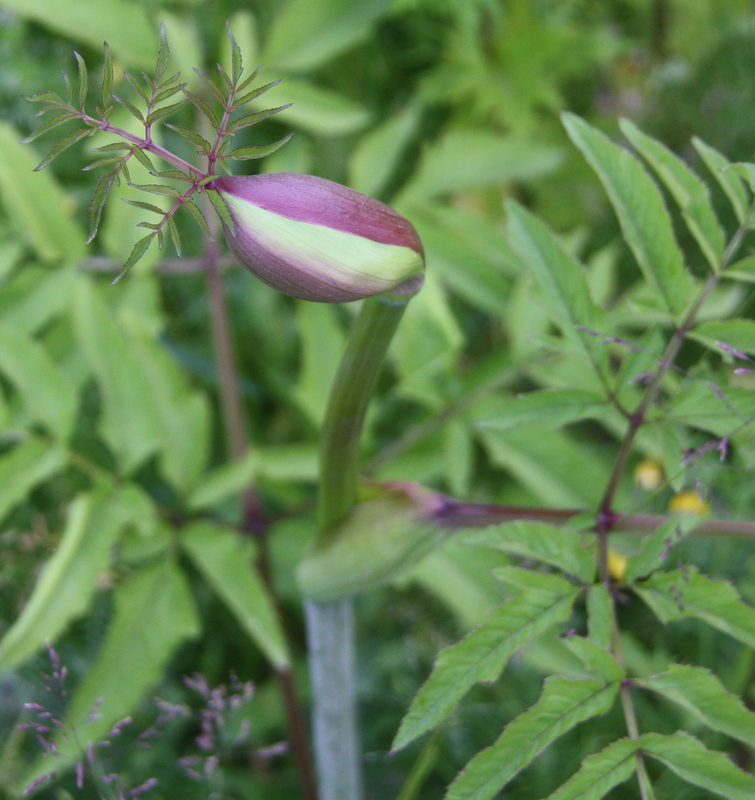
[
  {"left": 317, "top": 296, "right": 409, "bottom": 536},
  {"left": 307, "top": 293, "right": 412, "bottom": 800}
]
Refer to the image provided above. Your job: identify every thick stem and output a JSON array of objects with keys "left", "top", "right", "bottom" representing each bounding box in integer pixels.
[
  {"left": 318, "top": 297, "right": 408, "bottom": 537},
  {"left": 308, "top": 295, "right": 411, "bottom": 800}
]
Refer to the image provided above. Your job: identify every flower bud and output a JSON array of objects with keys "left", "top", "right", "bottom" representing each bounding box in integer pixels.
[
  {"left": 297, "top": 481, "right": 449, "bottom": 601},
  {"left": 210, "top": 173, "right": 425, "bottom": 302}
]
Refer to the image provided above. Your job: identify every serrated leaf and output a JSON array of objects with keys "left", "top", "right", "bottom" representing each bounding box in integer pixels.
[
  {"left": 660, "top": 382, "right": 755, "bottom": 436},
  {"left": 642, "top": 665, "right": 755, "bottom": 748},
  {"left": 620, "top": 119, "right": 725, "bottom": 272},
  {"left": 206, "top": 188, "right": 235, "bottom": 234},
  {"left": 165, "top": 123, "right": 211, "bottom": 152},
  {"left": 587, "top": 584, "right": 613, "bottom": 650},
  {"left": 693, "top": 319, "right": 755, "bottom": 357},
  {"left": 127, "top": 181, "right": 180, "bottom": 197},
  {"left": 122, "top": 71, "right": 149, "bottom": 105},
  {"left": 635, "top": 567, "right": 755, "bottom": 649},
  {"left": 392, "top": 579, "right": 579, "bottom": 751},
  {"left": 462, "top": 521, "right": 595, "bottom": 582},
  {"left": 113, "top": 94, "right": 145, "bottom": 123},
  {"left": 128, "top": 144, "right": 156, "bottom": 173},
  {"left": 183, "top": 198, "right": 213, "bottom": 239},
  {"left": 446, "top": 678, "right": 619, "bottom": 800},
  {"left": 183, "top": 88, "right": 219, "bottom": 127},
  {"left": 0, "top": 486, "right": 153, "bottom": 670},
  {"left": 33, "top": 126, "right": 91, "bottom": 172},
  {"left": 478, "top": 388, "right": 609, "bottom": 432},
  {"left": 19, "top": 111, "right": 76, "bottom": 144},
  {"left": 112, "top": 233, "right": 154, "bottom": 282},
  {"left": 87, "top": 167, "right": 120, "bottom": 242},
  {"left": 562, "top": 637, "right": 625, "bottom": 682},
  {"left": 227, "top": 103, "right": 292, "bottom": 133},
  {"left": 545, "top": 737, "right": 639, "bottom": 800},
  {"left": 155, "top": 20, "right": 170, "bottom": 80},
  {"left": 0, "top": 438, "right": 65, "bottom": 522},
  {"left": 624, "top": 517, "right": 700, "bottom": 582},
  {"left": 74, "top": 51, "right": 87, "bottom": 110},
  {"left": 166, "top": 213, "right": 182, "bottom": 257},
  {"left": 181, "top": 521, "right": 290, "bottom": 669},
  {"left": 231, "top": 78, "right": 282, "bottom": 109},
  {"left": 121, "top": 198, "right": 165, "bottom": 215},
  {"left": 192, "top": 68, "right": 227, "bottom": 105},
  {"left": 145, "top": 99, "right": 186, "bottom": 125},
  {"left": 505, "top": 199, "right": 610, "bottom": 372},
  {"left": 642, "top": 731, "right": 755, "bottom": 800},
  {"left": 227, "top": 22, "right": 243, "bottom": 84},
  {"left": 227, "top": 132, "right": 294, "bottom": 161},
  {"left": 101, "top": 41, "right": 113, "bottom": 110},
  {"left": 563, "top": 113, "right": 692, "bottom": 316},
  {"left": 693, "top": 137, "right": 750, "bottom": 224}
]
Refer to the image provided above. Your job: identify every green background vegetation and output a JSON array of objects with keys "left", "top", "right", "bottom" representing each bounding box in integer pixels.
[{"left": 3, "top": 1, "right": 755, "bottom": 798}]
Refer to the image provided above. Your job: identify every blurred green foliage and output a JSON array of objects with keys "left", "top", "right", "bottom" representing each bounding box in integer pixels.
[{"left": 2, "top": 1, "right": 755, "bottom": 799}]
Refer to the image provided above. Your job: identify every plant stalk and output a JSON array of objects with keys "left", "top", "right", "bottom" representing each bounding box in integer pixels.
[{"left": 307, "top": 295, "right": 410, "bottom": 800}]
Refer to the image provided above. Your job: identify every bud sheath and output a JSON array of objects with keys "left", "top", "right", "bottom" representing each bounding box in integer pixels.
[{"left": 211, "top": 173, "right": 425, "bottom": 302}]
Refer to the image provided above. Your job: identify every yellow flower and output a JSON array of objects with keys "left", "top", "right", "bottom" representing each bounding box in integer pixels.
[
  {"left": 607, "top": 549, "right": 627, "bottom": 582},
  {"left": 634, "top": 459, "right": 663, "bottom": 490},
  {"left": 669, "top": 491, "right": 710, "bottom": 516}
]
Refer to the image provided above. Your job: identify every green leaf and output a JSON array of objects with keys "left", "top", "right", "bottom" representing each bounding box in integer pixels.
[
  {"left": 181, "top": 521, "right": 290, "bottom": 670},
  {"left": 183, "top": 88, "right": 220, "bottom": 127},
  {"left": 248, "top": 77, "right": 371, "bottom": 135},
  {"left": 0, "top": 325, "right": 77, "bottom": 441},
  {"left": 227, "top": 132, "right": 294, "bottom": 160},
  {"left": 562, "top": 637, "right": 625, "bottom": 683},
  {"left": 0, "top": 122, "right": 86, "bottom": 262},
  {"left": 461, "top": 521, "right": 595, "bottom": 582},
  {"left": 262, "top": 0, "right": 394, "bottom": 71},
  {"left": 113, "top": 233, "right": 154, "bottom": 282},
  {"left": 33, "top": 126, "right": 92, "bottom": 172},
  {"left": 207, "top": 188, "right": 235, "bottom": 234},
  {"left": 0, "top": 438, "right": 65, "bottom": 522},
  {"left": 720, "top": 255, "right": 755, "bottom": 282},
  {"left": 0, "top": 266, "right": 77, "bottom": 337},
  {"left": 227, "top": 104, "right": 292, "bottom": 133},
  {"left": 0, "top": 486, "right": 152, "bottom": 669},
  {"left": 544, "top": 737, "right": 639, "bottom": 800},
  {"left": 349, "top": 104, "right": 421, "bottom": 197},
  {"left": 164, "top": 123, "right": 211, "bottom": 152},
  {"left": 693, "top": 137, "right": 749, "bottom": 224},
  {"left": 587, "top": 584, "right": 613, "bottom": 650},
  {"left": 624, "top": 517, "right": 700, "bottom": 583},
  {"left": 399, "top": 130, "right": 563, "bottom": 202},
  {"left": 408, "top": 205, "right": 518, "bottom": 316},
  {"left": 635, "top": 567, "right": 755, "bottom": 649},
  {"left": 19, "top": 111, "right": 77, "bottom": 144},
  {"left": 25, "top": 557, "right": 200, "bottom": 786},
  {"left": 642, "top": 665, "right": 755, "bottom": 748},
  {"left": 480, "top": 426, "right": 618, "bottom": 508},
  {"left": 620, "top": 119, "right": 725, "bottom": 271},
  {"left": 660, "top": 382, "right": 755, "bottom": 437},
  {"left": 73, "top": 277, "right": 163, "bottom": 472},
  {"left": 74, "top": 51, "right": 88, "bottom": 110},
  {"left": 186, "top": 451, "right": 258, "bottom": 510},
  {"left": 642, "top": 731, "right": 755, "bottom": 800},
  {"left": 692, "top": 319, "right": 755, "bottom": 357},
  {"left": 478, "top": 389, "right": 609, "bottom": 432},
  {"left": 505, "top": 199, "right": 610, "bottom": 371},
  {"left": 0, "top": 0, "right": 156, "bottom": 69},
  {"left": 446, "top": 678, "right": 619, "bottom": 800},
  {"left": 125, "top": 322, "right": 210, "bottom": 494},
  {"left": 101, "top": 41, "right": 113, "bottom": 110},
  {"left": 562, "top": 113, "right": 692, "bottom": 316},
  {"left": 392, "top": 576, "right": 579, "bottom": 751}
]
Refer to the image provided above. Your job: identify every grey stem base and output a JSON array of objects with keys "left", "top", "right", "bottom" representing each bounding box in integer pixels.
[{"left": 305, "top": 597, "right": 363, "bottom": 800}]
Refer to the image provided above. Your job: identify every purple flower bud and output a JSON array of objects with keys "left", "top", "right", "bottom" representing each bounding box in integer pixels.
[{"left": 210, "top": 173, "right": 425, "bottom": 302}]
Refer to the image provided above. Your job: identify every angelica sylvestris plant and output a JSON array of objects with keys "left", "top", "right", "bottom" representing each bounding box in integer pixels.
[{"left": 15, "top": 18, "right": 755, "bottom": 800}]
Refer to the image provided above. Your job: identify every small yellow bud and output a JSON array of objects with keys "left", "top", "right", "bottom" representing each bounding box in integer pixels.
[
  {"left": 607, "top": 549, "right": 627, "bottom": 582},
  {"left": 634, "top": 459, "right": 663, "bottom": 490},
  {"left": 668, "top": 491, "right": 710, "bottom": 516}
]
